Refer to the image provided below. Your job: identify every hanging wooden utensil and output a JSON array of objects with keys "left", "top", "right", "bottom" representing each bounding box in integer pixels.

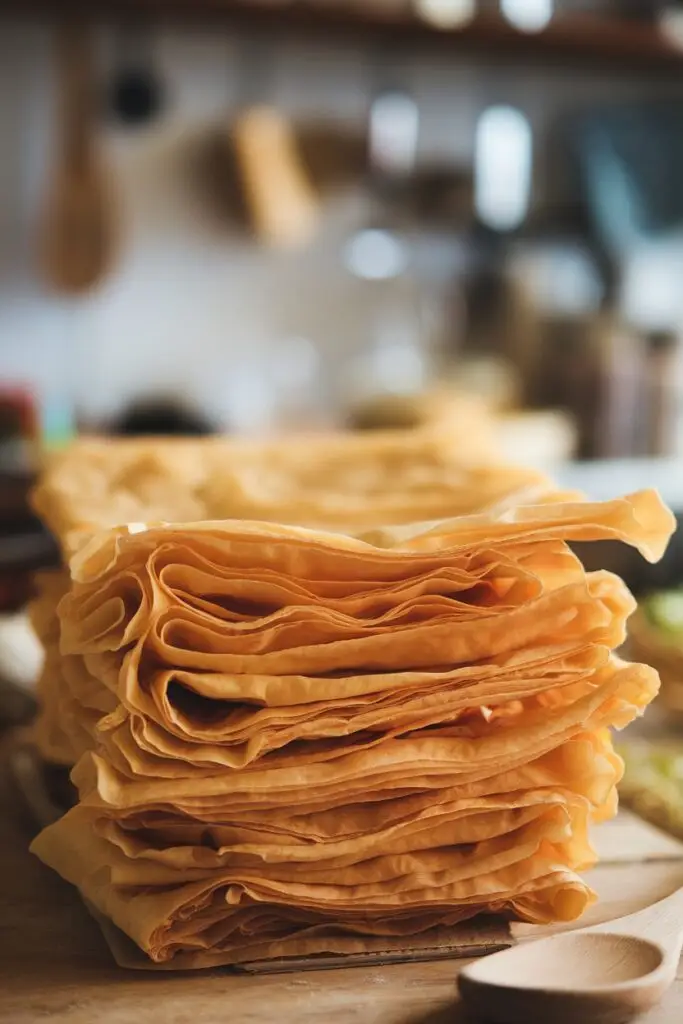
[
  {"left": 39, "top": 20, "right": 115, "bottom": 294},
  {"left": 229, "top": 33, "right": 319, "bottom": 249},
  {"left": 232, "top": 105, "right": 319, "bottom": 249}
]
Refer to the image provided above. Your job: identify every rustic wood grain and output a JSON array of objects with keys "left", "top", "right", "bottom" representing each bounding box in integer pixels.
[{"left": 2, "top": 749, "right": 683, "bottom": 1024}]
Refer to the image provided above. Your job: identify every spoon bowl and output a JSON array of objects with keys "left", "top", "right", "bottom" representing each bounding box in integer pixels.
[
  {"left": 459, "top": 934, "right": 669, "bottom": 1024},
  {"left": 458, "top": 885, "right": 683, "bottom": 1024}
]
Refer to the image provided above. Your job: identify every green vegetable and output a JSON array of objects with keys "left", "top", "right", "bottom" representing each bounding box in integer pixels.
[
  {"left": 642, "top": 591, "right": 683, "bottom": 637},
  {"left": 619, "top": 741, "right": 683, "bottom": 839}
]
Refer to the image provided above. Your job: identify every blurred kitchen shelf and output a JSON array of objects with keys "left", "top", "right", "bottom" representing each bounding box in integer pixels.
[{"left": 5, "top": 3, "right": 683, "bottom": 74}]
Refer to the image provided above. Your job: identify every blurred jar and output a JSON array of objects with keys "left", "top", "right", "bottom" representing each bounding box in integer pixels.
[{"left": 341, "top": 238, "right": 427, "bottom": 410}]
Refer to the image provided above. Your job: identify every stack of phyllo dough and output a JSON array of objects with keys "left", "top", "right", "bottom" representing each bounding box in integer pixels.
[
  {"left": 29, "top": 433, "right": 553, "bottom": 766},
  {"left": 28, "top": 436, "right": 675, "bottom": 968}
]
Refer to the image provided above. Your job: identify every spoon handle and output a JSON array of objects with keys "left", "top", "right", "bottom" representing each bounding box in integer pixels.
[{"left": 592, "top": 884, "right": 683, "bottom": 960}]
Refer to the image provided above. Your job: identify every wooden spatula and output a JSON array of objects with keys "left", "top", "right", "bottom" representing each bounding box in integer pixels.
[
  {"left": 39, "top": 20, "right": 115, "bottom": 294},
  {"left": 458, "top": 884, "right": 683, "bottom": 1024}
]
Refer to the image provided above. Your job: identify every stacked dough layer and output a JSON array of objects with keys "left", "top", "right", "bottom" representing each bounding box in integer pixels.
[
  {"left": 29, "top": 453, "right": 674, "bottom": 965},
  {"left": 30, "top": 427, "right": 533, "bottom": 547},
  {"left": 30, "top": 433, "right": 556, "bottom": 766}
]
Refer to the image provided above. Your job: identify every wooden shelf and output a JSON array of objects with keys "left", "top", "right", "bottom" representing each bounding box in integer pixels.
[{"left": 3, "top": 2, "right": 683, "bottom": 73}]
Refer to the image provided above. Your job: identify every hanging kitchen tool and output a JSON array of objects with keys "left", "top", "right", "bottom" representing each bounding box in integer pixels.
[
  {"left": 39, "top": 20, "right": 116, "bottom": 294},
  {"left": 230, "top": 32, "right": 319, "bottom": 249},
  {"left": 108, "top": 23, "right": 164, "bottom": 127},
  {"left": 233, "top": 107, "right": 319, "bottom": 249}
]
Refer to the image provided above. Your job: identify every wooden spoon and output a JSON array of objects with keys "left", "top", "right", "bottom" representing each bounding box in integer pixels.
[
  {"left": 458, "top": 886, "right": 683, "bottom": 1024},
  {"left": 39, "top": 20, "right": 115, "bottom": 294}
]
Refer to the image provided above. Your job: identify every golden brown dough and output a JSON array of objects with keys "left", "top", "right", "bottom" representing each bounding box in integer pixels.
[{"left": 29, "top": 479, "right": 675, "bottom": 967}]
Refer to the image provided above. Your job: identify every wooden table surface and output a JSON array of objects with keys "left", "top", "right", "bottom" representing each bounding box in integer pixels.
[{"left": 3, "top": 754, "right": 683, "bottom": 1024}]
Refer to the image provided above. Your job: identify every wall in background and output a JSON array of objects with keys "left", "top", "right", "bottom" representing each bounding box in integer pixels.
[{"left": 2, "top": 17, "right": 683, "bottom": 430}]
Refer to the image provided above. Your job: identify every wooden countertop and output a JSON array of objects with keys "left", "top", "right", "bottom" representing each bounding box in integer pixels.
[{"left": 3, "top": 752, "right": 683, "bottom": 1024}]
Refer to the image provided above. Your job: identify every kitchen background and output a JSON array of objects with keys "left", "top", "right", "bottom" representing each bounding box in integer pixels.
[
  {"left": 5, "top": 1, "right": 683, "bottom": 822},
  {"left": 5, "top": 0, "right": 683, "bottom": 868},
  {"left": 4, "top": 0, "right": 683, "bottom": 453}
]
